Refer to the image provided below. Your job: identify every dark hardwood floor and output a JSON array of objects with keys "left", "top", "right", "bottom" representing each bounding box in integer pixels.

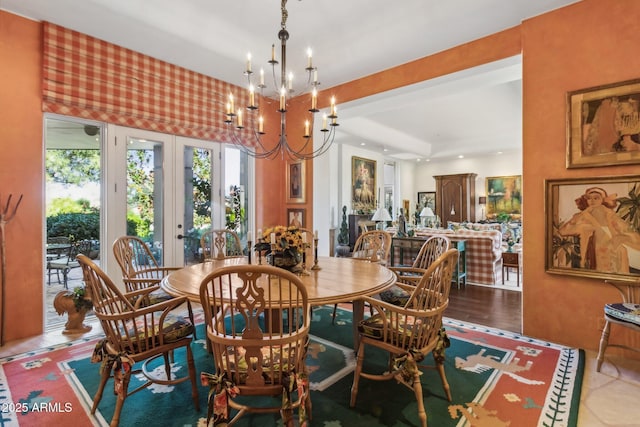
[{"left": 445, "top": 284, "right": 522, "bottom": 333}]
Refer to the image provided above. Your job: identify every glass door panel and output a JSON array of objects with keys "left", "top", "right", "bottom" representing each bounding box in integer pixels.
[
  {"left": 126, "top": 138, "right": 166, "bottom": 264},
  {"left": 181, "top": 145, "right": 215, "bottom": 265}
]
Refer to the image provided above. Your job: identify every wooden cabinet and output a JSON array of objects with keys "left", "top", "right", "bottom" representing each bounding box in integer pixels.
[{"left": 434, "top": 173, "right": 477, "bottom": 226}]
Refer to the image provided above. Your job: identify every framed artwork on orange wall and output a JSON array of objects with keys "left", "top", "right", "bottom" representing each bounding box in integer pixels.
[
  {"left": 287, "top": 208, "right": 305, "bottom": 228},
  {"left": 545, "top": 175, "right": 640, "bottom": 281},
  {"left": 286, "top": 160, "right": 305, "bottom": 203},
  {"left": 567, "top": 78, "right": 640, "bottom": 168}
]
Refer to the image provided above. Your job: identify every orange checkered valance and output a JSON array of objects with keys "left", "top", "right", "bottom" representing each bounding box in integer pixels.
[{"left": 42, "top": 22, "right": 250, "bottom": 143}]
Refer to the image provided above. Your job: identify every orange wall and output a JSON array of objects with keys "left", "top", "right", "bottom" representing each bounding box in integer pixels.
[
  {"left": 521, "top": 0, "right": 640, "bottom": 352},
  {"left": 0, "top": 11, "right": 44, "bottom": 341}
]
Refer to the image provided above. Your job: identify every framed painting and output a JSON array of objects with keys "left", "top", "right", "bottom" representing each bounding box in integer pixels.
[
  {"left": 485, "top": 176, "right": 522, "bottom": 218},
  {"left": 287, "top": 208, "right": 305, "bottom": 228},
  {"left": 286, "top": 159, "right": 305, "bottom": 203},
  {"left": 545, "top": 176, "right": 640, "bottom": 281},
  {"left": 417, "top": 191, "right": 436, "bottom": 212},
  {"left": 351, "top": 156, "right": 376, "bottom": 213},
  {"left": 567, "top": 78, "right": 640, "bottom": 168}
]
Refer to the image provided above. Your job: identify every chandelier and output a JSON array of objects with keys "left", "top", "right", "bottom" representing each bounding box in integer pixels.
[{"left": 224, "top": 0, "right": 339, "bottom": 160}]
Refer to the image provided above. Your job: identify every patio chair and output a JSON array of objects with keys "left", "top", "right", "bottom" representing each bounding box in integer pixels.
[
  {"left": 331, "top": 230, "right": 392, "bottom": 323},
  {"left": 47, "top": 239, "right": 92, "bottom": 288},
  {"left": 350, "top": 248, "right": 459, "bottom": 427},
  {"left": 380, "top": 235, "right": 451, "bottom": 306},
  {"left": 596, "top": 278, "right": 640, "bottom": 372},
  {"left": 199, "top": 264, "right": 311, "bottom": 426},
  {"left": 200, "top": 229, "right": 244, "bottom": 261},
  {"left": 112, "top": 236, "right": 195, "bottom": 337},
  {"left": 77, "top": 254, "right": 199, "bottom": 427}
]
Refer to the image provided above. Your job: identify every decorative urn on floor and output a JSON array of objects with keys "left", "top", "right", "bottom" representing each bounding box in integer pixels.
[{"left": 53, "top": 286, "right": 93, "bottom": 335}]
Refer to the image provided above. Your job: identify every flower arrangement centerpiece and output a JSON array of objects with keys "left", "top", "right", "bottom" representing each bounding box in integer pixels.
[{"left": 255, "top": 226, "right": 310, "bottom": 271}]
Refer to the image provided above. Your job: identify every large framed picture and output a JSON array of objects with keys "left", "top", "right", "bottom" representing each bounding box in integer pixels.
[
  {"left": 485, "top": 175, "right": 522, "bottom": 218},
  {"left": 287, "top": 208, "right": 305, "bottom": 228},
  {"left": 545, "top": 176, "right": 640, "bottom": 281},
  {"left": 351, "top": 156, "right": 376, "bottom": 213},
  {"left": 417, "top": 191, "right": 436, "bottom": 212},
  {"left": 286, "top": 159, "right": 305, "bottom": 203},
  {"left": 567, "top": 78, "right": 640, "bottom": 168}
]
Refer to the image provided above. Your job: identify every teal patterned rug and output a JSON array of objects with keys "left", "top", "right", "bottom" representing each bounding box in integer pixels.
[{"left": 0, "top": 306, "right": 583, "bottom": 426}]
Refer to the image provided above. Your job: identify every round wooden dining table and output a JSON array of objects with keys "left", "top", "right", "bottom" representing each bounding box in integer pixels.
[{"left": 161, "top": 256, "right": 396, "bottom": 349}]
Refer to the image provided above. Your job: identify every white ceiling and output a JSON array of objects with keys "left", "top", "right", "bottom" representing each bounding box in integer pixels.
[{"left": 1, "top": 0, "right": 579, "bottom": 160}]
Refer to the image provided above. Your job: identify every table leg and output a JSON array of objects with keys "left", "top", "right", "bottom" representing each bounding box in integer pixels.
[{"left": 352, "top": 299, "right": 364, "bottom": 351}]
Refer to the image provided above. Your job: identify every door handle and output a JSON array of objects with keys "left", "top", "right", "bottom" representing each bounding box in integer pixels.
[{"left": 177, "top": 234, "right": 184, "bottom": 240}]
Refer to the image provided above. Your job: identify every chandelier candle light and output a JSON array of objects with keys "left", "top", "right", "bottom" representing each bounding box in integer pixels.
[{"left": 224, "top": 0, "right": 339, "bottom": 159}]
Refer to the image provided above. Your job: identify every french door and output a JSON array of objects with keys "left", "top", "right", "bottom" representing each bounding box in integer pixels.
[{"left": 105, "top": 126, "right": 234, "bottom": 279}]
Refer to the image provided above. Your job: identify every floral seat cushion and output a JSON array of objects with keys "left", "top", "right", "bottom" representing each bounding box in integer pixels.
[
  {"left": 119, "top": 313, "right": 194, "bottom": 344},
  {"left": 358, "top": 313, "right": 424, "bottom": 341},
  {"left": 220, "top": 345, "right": 300, "bottom": 384},
  {"left": 604, "top": 302, "right": 640, "bottom": 326},
  {"left": 379, "top": 285, "right": 411, "bottom": 306},
  {"left": 146, "top": 288, "right": 174, "bottom": 305}
]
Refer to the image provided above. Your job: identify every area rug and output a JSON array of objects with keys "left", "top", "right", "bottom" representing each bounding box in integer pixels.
[{"left": 0, "top": 306, "right": 583, "bottom": 426}]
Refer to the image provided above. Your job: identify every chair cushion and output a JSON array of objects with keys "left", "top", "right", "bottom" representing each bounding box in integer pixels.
[
  {"left": 121, "top": 313, "right": 194, "bottom": 343},
  {"left": 379, "top": 285, "right": 411, "bottom": 306},
  {"left": 604, "top": 302, "right": 640, "bottom": 326},
  {"left": 220, "top": 345, "right": 299, "bottom": 384},
  {"left": 147, "top": 289, "right": 174, "bottom": 305},
  {"left": 358, "top": 313, "right": 423, "bottom": 340}
]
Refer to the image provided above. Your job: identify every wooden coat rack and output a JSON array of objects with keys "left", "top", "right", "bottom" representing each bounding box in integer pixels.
[{"left": 0, "top": 193, "right": 23, "bottom": 346}]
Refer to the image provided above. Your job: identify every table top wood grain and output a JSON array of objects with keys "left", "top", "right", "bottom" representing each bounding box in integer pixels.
[{"left": 161, "top": 256, "right": 396, "bottom": 306}]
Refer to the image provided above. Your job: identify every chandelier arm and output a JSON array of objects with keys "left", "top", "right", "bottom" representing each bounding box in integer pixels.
[
  {"left": 222, "top": 0, "right": 338, "bottom": 160},
  {"left": 284, "top": 125, "right": 337, "bottom": 160},
  {"left": 228, "top": 125, "right": 281, "bottom": 160}
]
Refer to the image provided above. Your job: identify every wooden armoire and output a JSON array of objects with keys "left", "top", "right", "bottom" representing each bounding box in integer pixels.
[{"left": 434, "top": 173, "right": 477, "bottom": 226}]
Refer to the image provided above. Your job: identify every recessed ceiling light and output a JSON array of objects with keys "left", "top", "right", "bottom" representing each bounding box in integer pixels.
[
  {"left": 497, "top": 151, "right": 503, "bottom": 155},
  {"left": 383, "top": 147, "right": 388, "bottom": 152},
  {"left": 458, "top": 155, "right": 464, "bottom": 159},
  {"left": 360, "top": 142, "right": 366, "bottom": 146},
  {"left": 416, "top": 158, "right": 421, "bottom": 162}
]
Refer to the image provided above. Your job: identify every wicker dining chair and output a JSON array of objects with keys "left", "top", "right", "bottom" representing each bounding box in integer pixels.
[
  {"left": 331, "top": 230, "right": 392, "bottom": 323},
  {"left": 199, "top": 264, "right": 311, "bottom": 426},
  {"left": 112, "top": 235, "right": 196, "bottom": 337},
  {"left": 350, "top": 230, "right": 392, "bottom": 264},
  {"left": 77, "top": 255, "right": 199, "bottom": 427},
  {"left": 350, "top": 248, "right": 459, "bottom": 427},
  {"left": 200, "top": 229, "right": 244, "bottom": 261},
  {"left": 379, "top": 235, "right": 451, "bottom": 306}
]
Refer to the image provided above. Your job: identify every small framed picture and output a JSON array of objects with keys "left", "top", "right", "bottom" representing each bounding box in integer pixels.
[
  {"left": 286, "top": 160, "right": 305, "bottom": 203},
  {"left": 545, "top": 175, "right": 640, "bottom": 281},
  {"left": 287, "top": 208, "right": 305, "bottom": 228},
  {"left": 417, "top": 191, "right": 436, "bottom": 211},
  {"left": 485, "top": 175, "right": 522, "bottom": 218},
  {"left": 567, "top": 78, "right": 640, "bottom": 168}
]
